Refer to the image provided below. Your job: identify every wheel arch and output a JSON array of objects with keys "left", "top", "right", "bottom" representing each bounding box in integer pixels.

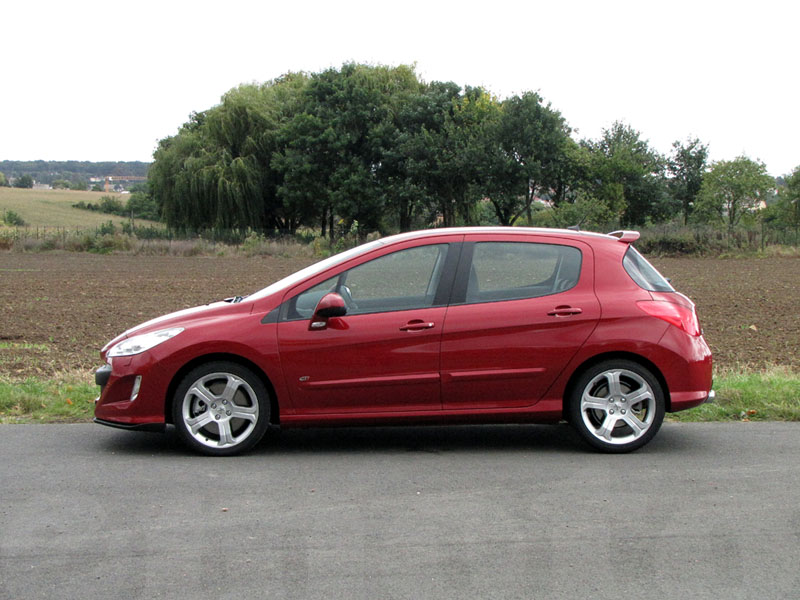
[
  {"left": 561, "top": 351, "right": 671, "bottom": 419},
  {"left": 164, "top": 353, "right": 280, "bottom": 425}
]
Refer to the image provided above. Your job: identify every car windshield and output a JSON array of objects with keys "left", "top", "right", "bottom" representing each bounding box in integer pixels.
[{"left": 247, "top": 239, "right": 385, "bottom": 302}]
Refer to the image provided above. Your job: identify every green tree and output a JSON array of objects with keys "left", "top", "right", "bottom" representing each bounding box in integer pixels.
[
  {"left": 275, "top": 64, "right": 420, "bottom": 238},
  {"left": 150, "top": 73, "right": 308, "bottom": 234},
  {"left": 583, "top": 123, "right": 670, "bottom": 226},
  {"left": 378, "top": 80, "right": 460, "bottom": 231},
  {"left": 127, "top": 191, "right": 160, "bottom": 220},
  {"left": 668, "top": 138, "right": 708, "bottom": 225},
  {"left": 483, "top": 92, "right": 573, "bottom": 226},
  {"left": 14, "top": 174, "right": 34, "bottom": 188},
  {"left": 0, "top": 172, "right": 8, "bottom": 187},
  {"left": 694, "top": 156, "right": 774, "bottom": 231},
  {"left": 773, "top": 165, "right": 800, "bottom": 241}
]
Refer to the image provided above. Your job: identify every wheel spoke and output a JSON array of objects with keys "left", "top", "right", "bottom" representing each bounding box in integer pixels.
[
  {"left": 217, "top": 420, "right": 234, "bottom": 447},
  {"left": 605, "top": 371, "right": 624, "bottom": 397},
  {"left": 187, "top": 410, "right": 215, "bottom": 434},
  {"left": 621, "top": 412, "right": 648, "bottom": 437},
  {"left": 582, "top": 393, "right": 608, "bottom": 412},
  {"left": 624, "top": 387, "right": 652, "bottom": 407},
  {"left": 595, "top": 413, "right": 618, "bottom": 441},
  {"left": 189, "top": 383, "right": 217, "bottom": 406},
  {"left": 230, "top": 405, "right": 257, "bottom": 421},
  {"left": 221, "top": 376, "right": 243, "bottom": 403}
]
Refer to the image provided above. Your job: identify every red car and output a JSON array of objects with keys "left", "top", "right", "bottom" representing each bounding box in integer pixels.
[{"left": 94, "top": 227, "right": 713, "bottom": 455}]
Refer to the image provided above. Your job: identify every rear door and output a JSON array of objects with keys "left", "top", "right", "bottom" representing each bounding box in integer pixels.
[{"left": 440, "top": 233, "right": 600, "bottom": 410}]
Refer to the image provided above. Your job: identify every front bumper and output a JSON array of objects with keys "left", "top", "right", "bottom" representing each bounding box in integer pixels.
[
  {"left": 94, "top": 353, "right": 168, "bottom": 426},
  {"left": 93, "top": 417, "right": 165, "bottom": 432}
]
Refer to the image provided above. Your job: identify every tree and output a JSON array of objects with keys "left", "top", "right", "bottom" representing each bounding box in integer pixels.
[
  {"left": 694, "top": 156, "right": 774, "bottom": 231},
  {"left": 483, "top": 92, "right": 573, "bottom": 226},
  {"left": 583, "top": 123, "right": 670, "bottom": 226},
  {"left": 0, "top": 172, "right": 10, "bottom": 187},
  {"left": 14, "top": 174, "right": 34, "bottom": 188},
  {"left": 275, "top": 64, "right": 420, "bottom": 238},
  {"left": 668, "top": 138, "right": 708, "bottom": 225},
  {"left": 773, "top": 165, "right": 800, "bottom": 241}
]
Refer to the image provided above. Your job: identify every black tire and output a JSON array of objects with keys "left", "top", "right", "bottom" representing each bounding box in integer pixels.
[
  {"left": 172, "top": 361, "right": 270, "bottom": 456},
  {"left": 568, "top": 359, "right": 665, "bottom": 453}
]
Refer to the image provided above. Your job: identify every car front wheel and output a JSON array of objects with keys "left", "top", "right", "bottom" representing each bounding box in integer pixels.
[
  {"left": 569, "top": 360, "right": 665, "bottom": 453},
  {"left": 172, "top": 361, "right": 270, "bottom": 456}
]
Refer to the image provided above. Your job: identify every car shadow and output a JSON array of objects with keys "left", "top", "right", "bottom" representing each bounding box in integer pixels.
[
  {"left": 94, "top": 422, "right": 706, "bottom": 457},
  {"left": 255, "top": 423, "right": 585, "bottom": 455},
  {"left": 95, "top": 422, "right": 588, "bottom": 456}
]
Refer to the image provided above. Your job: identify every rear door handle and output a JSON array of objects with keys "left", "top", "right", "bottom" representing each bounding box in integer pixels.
[
  {"left": 547, "top": 306, "right": 583, "bottom": 317},
  {"left": 400, "top": 319, "right": 435, "bottom": 331}
]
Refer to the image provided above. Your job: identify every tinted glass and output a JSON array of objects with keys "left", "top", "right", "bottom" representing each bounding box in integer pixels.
[
  {"left": 467, "top": 242, "right": 582, "bottom": 303},
  {"left": 287, "top": 244, "right": 449, "bottom": 319},
  {"left": 623, "top": 246, "right": 674, "bottom": 292}
]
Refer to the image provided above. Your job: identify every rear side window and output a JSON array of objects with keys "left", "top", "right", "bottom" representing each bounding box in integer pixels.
[
  {"left": 623, "top": 247, "right": 674, "bottom": 292},
  {"left": 466, "top": 242, "right": 582, "bottom": 303}
]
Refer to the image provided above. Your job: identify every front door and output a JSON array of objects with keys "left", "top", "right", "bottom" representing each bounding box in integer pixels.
[{"left": 278, "top": 240, "right": 459, "bottom": 415}]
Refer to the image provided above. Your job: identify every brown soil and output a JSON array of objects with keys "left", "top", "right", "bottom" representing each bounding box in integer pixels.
[
  {"left": 1, "top": 252, "right": 798, "bottom": 378},
  {"left": 650, "top": 257, "right": 800, "bottom": 371}
]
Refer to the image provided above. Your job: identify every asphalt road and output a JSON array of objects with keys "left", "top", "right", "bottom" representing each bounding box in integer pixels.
[{"left": 1, "top": 422, "right": 799, "bottom": 600}]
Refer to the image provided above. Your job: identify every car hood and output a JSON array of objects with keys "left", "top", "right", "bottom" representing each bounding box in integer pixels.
[{"left": 101, "top": 300, "right": 246, "bottom": 354}]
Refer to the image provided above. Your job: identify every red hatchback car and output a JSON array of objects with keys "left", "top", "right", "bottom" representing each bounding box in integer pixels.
[{"left": 94, "top": 227, "right": 713, "bottom": 455}]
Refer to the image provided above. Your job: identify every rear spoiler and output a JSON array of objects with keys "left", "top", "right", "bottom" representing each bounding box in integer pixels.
[{"left": 607, "top": 230, "right": 640, "bottom": 243}]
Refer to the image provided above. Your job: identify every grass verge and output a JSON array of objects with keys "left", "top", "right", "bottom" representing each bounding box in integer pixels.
[
  {"left": 0, "top": 375, "right": 96, "bottom": 423},
  {"left": 667, "top": 366, "right": 800, "bottom": 422},
  {"left": 1, "top": 367, "right": 797, "bottom": 425}
]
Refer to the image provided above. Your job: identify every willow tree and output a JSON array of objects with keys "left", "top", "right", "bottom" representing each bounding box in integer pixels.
[{"left": 149, "top": 73, "right": 308, "bottom": 233}]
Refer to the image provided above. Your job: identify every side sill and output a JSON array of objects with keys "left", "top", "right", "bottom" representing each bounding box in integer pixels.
[{"left": 93, "top": 417, "right": 166, "bottom": 433}]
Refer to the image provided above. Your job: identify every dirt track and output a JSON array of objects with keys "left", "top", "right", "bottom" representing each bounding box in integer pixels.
[{"left": 1, "top": 252, "right": 798, "bottom": 377}]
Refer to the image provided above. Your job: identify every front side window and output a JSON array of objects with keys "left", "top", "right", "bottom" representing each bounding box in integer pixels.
[
  {"left": 466, "top": 242, "right": 582, "bottom": 303},
  {"left": 286, "top": 244, "right": 449, "bottom": 319}
]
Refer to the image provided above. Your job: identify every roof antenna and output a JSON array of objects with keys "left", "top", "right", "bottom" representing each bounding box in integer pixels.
[{"left": 567, "top": 224, "right": 580, "bottom": 231}]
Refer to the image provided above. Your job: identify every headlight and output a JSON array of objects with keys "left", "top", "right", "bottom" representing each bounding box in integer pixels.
[{"left": 107, "top": 327, "right": 184, "bottom": 357}]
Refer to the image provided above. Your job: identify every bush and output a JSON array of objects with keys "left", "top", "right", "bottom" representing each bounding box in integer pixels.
[
  {"left": 98, "top": 221, "right": 117, "bottom": 236},
  {"left": 3, "top": 210, "right": 26, "bottom": 226}
]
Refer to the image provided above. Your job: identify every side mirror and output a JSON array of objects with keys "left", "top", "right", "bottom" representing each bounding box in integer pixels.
[{"left": 309, "top": 292, "right": 347, "bottom": 330}]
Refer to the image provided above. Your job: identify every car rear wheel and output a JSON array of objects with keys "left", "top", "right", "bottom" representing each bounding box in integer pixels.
[
  {"left": 569, "top": 360, "right": 665, "bottom": 453},
  {"left": 172, "top": 361, "right": 270, "bottom": 456}
]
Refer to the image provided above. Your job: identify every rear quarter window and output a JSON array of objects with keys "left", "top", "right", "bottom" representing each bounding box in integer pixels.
[{"left": 623, "top": 247, "right": 674, "bottom": 292}]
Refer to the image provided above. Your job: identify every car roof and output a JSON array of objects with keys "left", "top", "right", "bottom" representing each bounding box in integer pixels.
[{"left": 376, "top": 226, "right": 632, "bottom": 246}]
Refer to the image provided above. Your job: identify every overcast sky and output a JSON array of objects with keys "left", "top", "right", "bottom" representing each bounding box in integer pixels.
[{"left": 2, "top": 0, "right": 797, "bottom": 176}]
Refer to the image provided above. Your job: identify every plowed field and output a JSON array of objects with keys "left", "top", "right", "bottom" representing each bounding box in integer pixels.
[{"left": 1, "top": 253, "right": 798, "bottom": 378}]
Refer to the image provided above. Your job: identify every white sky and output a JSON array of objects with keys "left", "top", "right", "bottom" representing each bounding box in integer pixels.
[{"left": 2, "top": 0, "right": 798, "bottom": 176}]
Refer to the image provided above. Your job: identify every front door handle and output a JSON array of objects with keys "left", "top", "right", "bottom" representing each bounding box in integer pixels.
[
  {"left": 547, "top": 306, "right": 583, "bottom": 317},
  {"left": 400, "top": 319, "right": 435, "bottom": 331}
]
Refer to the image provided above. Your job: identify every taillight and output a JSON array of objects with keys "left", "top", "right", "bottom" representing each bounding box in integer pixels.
[{"left": 636, "top": 300, "right": 701, "bottom": 336}]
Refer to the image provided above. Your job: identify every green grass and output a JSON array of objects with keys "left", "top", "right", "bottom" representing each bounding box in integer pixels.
[
  {"left": 667, "top": 367, "right": 800, "bottom": 422},
  {"left": 0, "top": 187, "right": 156, "bottom": 228},
  {"left": 0, "top": 376, "right": 96, "bottom": 423},
  {"left": 0, "top": 367, "right": 797, "bottom": 425}
]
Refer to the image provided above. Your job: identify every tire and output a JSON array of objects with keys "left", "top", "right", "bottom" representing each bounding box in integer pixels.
[
  {"left": 172, "top": 361, "right": 270, "bottom": 456},
  {"left": 568, "top": 360, "right": 665, "bottom": 453}
]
